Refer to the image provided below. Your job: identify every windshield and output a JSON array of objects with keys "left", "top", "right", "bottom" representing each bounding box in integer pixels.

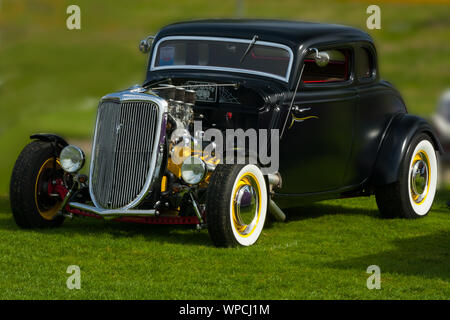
[{"left": 150, "top": 36, "right": 293, "bottom": 82}]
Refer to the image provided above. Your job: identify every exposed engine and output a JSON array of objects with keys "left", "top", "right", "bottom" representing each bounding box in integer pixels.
[
  {"left": 152, "top": 84, "right": 195, "bottom": 132},
  {"left": 149, "top": 81, "right": 265, "bottom": 135}
]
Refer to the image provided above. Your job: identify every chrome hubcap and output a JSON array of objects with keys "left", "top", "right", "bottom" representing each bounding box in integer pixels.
[
  {"left": 233, "top": 176, "right": 260, "bottom": 235},
  {"left": 410, "top": 153, "right": 429, "bottom": 204}
]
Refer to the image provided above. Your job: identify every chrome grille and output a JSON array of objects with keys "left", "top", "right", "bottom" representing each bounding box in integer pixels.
[{"left": 90, "top": 99, "right": 160, "bottom": 209}]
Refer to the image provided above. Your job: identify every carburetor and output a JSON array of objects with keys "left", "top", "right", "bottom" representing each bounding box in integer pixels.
[{"left": 154, "top": 84, "right": 195, "bottom": 130}]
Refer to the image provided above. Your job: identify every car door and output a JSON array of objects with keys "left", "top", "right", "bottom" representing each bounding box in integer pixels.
[
  {"left": 345, "top": 45, "right": 407, "bottom": 186},
  {"left": 278, "top": 48, "right": 357, "bottom": 194}
]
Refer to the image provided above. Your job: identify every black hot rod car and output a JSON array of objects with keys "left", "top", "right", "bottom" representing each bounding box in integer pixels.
[{"left": 10, "top": 20, "right": 442, "bottom": 247}]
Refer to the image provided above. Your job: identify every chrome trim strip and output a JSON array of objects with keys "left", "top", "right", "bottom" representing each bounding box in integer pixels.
[
  {"left": 150, "top": 36, "right": 294, "bottom": 83},
  {"left": 69, "top": 202, "right": 158, "bottom": 217},
  {"left": 89, "top": 90, "right": 168, "bottom": 211}
]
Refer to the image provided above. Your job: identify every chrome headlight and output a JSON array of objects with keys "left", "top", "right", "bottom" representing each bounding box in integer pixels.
[
  {"left": 181, "top": 156, "right": 206, "bottom": 185},
  {"left": 60, "top": 145, "right": 85, "bottom": 173}
]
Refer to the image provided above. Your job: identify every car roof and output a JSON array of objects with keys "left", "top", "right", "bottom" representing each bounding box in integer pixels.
[{"left": 155, "top": 19, "right": 373, "bottom": 49}]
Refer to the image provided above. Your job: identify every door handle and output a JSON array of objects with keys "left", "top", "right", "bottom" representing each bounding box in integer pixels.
[
  {"left": 289, "top": 106, "right": 318, "bottom": 129},
  {"left": 292, "top": 106, "right": 311, "bottom": 113}
]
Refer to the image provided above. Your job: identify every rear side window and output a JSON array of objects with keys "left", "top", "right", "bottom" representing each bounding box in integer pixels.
[
  {"left": 356, "top": 47, "right": 374, "bottom": 80},
  {"left": 303, "top": 49, "right": 351, "bottom": 84}
]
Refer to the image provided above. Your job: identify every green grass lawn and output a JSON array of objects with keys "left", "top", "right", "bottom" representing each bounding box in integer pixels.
[
  {"left": 0, "top": 193, "right": 448, "bottom": 299},
  {"left": 1, "top": 0, "right": 449, "bottom": 300}
]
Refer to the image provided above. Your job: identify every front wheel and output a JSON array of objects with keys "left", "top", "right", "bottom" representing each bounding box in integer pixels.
[
  {"left": 206, "top": 164, "right": 268, "bottom": 247},
  {"left": 10, "top": 141, "right": 65, "bottom": 228},
  {"left": 375, "top": 133, "right": 438, "bottom": 218}
]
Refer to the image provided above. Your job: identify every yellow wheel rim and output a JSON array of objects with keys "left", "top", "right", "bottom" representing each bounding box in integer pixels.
[
  {"left": 34, "top": 158, "right": 62, "bottom": 220},
  {"left": 410, "top": 150, "right": 430, "bottom": 205},
  {"left": 231, "top": 172, "right": 261, "bottom": 237}
]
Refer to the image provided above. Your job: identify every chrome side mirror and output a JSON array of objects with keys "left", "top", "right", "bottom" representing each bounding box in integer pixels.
[
  {"left": 139, "top": 35, "right": 155, "bottom": 53},
  {"left": 310, "top": 48, "right": 330, "bottom": 67}
]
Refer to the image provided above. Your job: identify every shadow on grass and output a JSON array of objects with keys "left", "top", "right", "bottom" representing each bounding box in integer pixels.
[
  {"left": 326, "top": 231, "right": 450, "bottom": 281},
  {"left": 282, "top": 203, "right": 379, "bottom": 222},
  {"left": 4, "top": 217, "right": 213, "bottom": 247},
  {"left": 0, "top": 192, "right": 447, "bottom": 248},
  {"left": 282, "top": 188, "right": 450, "bottom": 223},
  {"left": 1, "top": 200, "right": 378, "bottom": 247},
  {"left": 106, "top": 222, "right": 213, "bottom": 247},
  {"left": 0, "top": 195, "right": 211, "bottom": 246}
]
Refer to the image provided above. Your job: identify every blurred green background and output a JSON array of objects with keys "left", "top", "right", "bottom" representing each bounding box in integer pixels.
[{"left": 1, "top": 0, "right": 449, "bottom": 195}]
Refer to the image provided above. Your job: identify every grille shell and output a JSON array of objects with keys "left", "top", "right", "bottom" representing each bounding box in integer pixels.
[{"left": 89, "top": 92, "right": 167, "bottom": 210}]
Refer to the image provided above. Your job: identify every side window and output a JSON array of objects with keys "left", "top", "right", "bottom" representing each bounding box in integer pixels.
[
  {"left": 303, "top": 48, "right": 351, "bottom": 84},
  {"left": 356, "top": 47, "right": 374, "bottom": 80}
]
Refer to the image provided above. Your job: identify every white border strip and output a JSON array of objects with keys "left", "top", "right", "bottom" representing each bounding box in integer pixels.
[{"left": 150, "top": 36, "right": 294, "bottom": 83}]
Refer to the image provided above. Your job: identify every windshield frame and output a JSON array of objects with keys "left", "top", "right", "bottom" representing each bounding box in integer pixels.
[{"left": 150, "top": 36, "right": 294, "bottom": 83}]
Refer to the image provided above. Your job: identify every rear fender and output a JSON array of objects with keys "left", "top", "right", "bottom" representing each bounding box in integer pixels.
[{"left": 371, "top": 114, "right": 443, "bottom": 187}]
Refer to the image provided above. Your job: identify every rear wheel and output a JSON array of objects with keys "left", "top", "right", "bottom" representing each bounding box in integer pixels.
[
  {"left": 375, "top": 133, "right": 438, "bottom": 218},
  {"left": 10, "top": 141, "right": 65, "bottom": 228},
  {"left": 206, "top": 164, "right": 268, "bottom": 247}
]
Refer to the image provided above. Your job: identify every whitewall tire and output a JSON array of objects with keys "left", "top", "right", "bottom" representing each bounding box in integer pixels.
[
  {"left": 407, "top": 139, "right": 438, "bottom": 216},
  {"left": 206, "top": 164, "right": 268, "bottom": 247},
  {"left": 375, "top": 133, "right": 438, "bottom": 219}
]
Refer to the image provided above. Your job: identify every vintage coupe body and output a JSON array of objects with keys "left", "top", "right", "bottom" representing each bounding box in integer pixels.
[{"left": 10, "top": 20, "right": 442, "bottom": 247}]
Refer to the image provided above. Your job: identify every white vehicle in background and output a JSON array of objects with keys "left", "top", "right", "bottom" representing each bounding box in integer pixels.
[{"left": 432, "top": 90, "right": 450, "bottom": 155}]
